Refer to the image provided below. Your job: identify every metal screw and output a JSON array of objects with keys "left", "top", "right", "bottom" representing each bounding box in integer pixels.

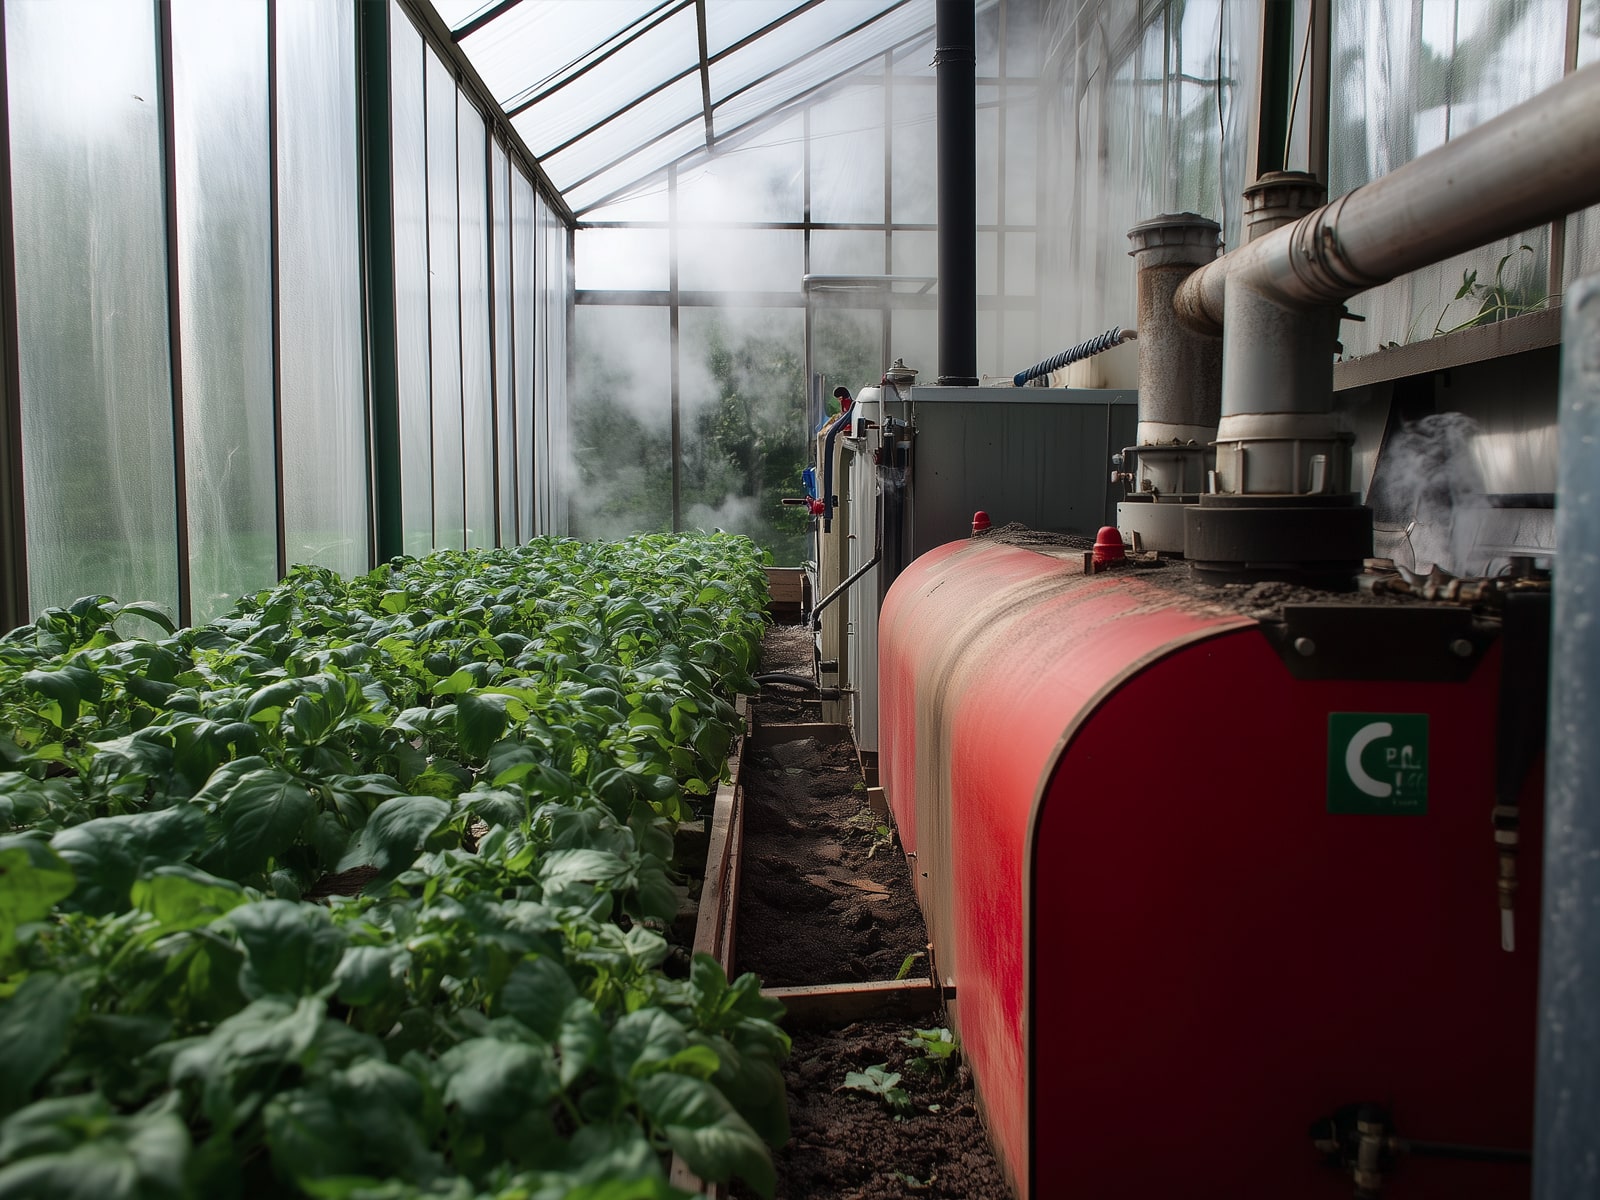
[
  {"left": 1294, "top": 636, "right": 1316, "bottom": 656},
  {"left": 1450, "top": 638, "right": 1474, "bottom": 658}
]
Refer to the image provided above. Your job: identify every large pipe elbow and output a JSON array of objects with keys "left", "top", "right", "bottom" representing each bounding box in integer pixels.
[{"left": 1174, "top": 61, "right": 1600, "bottom": 335}]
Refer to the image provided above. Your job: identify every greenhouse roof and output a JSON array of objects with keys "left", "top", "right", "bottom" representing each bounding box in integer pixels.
[{"left": 428, "top": 0, "right": 938, "bottom": 216}]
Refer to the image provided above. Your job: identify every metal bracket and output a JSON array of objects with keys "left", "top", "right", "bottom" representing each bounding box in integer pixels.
[{"left": 1259, "top": 604, "right": 1498, "bottom": 681}]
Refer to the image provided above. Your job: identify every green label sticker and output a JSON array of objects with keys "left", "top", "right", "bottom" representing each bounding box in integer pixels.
[{"left": 1327, "top": 713, "right": 1429, "bottom": 814}]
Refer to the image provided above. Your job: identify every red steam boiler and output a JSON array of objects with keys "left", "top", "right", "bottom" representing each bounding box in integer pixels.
[{"left": 879, "top": 537, "right": 1542, "bottom": 1199}]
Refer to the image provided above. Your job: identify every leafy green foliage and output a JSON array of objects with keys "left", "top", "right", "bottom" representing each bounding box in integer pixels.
[
  {"left": 0, "top": 535, "right": 785, "bottom": 1199},
  {"left": 840, "top": 1065, "right": 911, "bottom": 1115},
  {"left": 901, "top": 1027, "right": 957, "bottom": 1076}
]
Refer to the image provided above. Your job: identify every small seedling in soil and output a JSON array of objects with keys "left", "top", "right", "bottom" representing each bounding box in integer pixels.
[
  {"left": 897, "top": 1171, "right": 936, "bottom": 1189},
  {"left": 841, "top": 1064, "right": 912, "bottom": 1115},
  {"left": 903, "top": 1026, "right": 958, "bottom": 1075},
  {"left": 894, "top": 951, "right": 926, "bottom": 980}
]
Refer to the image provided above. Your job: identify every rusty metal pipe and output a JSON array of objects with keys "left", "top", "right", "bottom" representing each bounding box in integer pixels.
[{"left": 1175, "top": 62, "right": 1600, "bottom": 336}]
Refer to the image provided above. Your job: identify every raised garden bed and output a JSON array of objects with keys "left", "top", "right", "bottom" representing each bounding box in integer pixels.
[{"left": 687, "top": 622, "right": 1012, "bottom": 1199}]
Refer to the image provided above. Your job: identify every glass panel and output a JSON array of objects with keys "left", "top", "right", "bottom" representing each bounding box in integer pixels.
[
  {"left": 512, "top": 170, "right": 537, "bottom": 540},
  {"left": 811, "top": 231, "right": 886, "bottom": 275},
  {"left": 564, "top": 122, "right": 707, "bottom": 213},
  {"left": 492, "top": 143, "right": 516, "bottom": 543},
  {"left": 680, "top": 229, "right": 804, "bottom": 291},
  {"left": 576, "top": 229, "right": 669, "bottom": 291},
  {"left": 534, "top": 199, "right": 550, "bottom": 533},
  {"left": 713, "top": 1, "right": 932, "bottom": 134},
  {"left": 977, "top": 230, "right": 999, "bottom": 295},
  {"left": 1330, "top": 0, "right": 1566, "bottom": 354},
  {"left": 428, "top": 50, "right": 465, "bottom": 550},
  {"left": 679, "top": 308, "right": 808, "bottom": 561},
  {"left": 710, "top": 0, "right": 901, "bottom": 100},
  {"left": 517, "top": 6, "right": 698, "bottom": 158},
  {"left": 811, "top": 306, "right": 884, "bottom": 398},
  {"left": 457, "top": 0, "right": 663, "bottom": 106},
  {"left": 460, "top": 96, "right": 495, "bottom": 550},
  {"left": 537, "top": 75, "right": 705, "bottom": 191},
  {"left": 1565, "top": 0, "right": 1600, "bottom": 284},
  {"left": 888, "top": 305, "right": 935, "bottom": 376},
  {"left": 570, "top": 305, "right": 673, "bottom": 537},
  {"left": 705, "top": 0, "right": 803, "bottom": 56},
  {"left": 890, "top": 230, "right": 936, "bottom": 277},
  {"left": 1003, "top": 0, "right": 1045, "bottom": 77},
  {"left": 976, "top": 96, "right": 999, "bottom": 225},
  {"left": 809, "top": 84, "right": 886, "bottom": 223},
  {"left": 1002, "top": 308, "right": 1039, "bottom": 377},
  {"left": 1004, "top": 231, "right": 1036, "bottom": 296},
  {"left": 277, "top": 0, "right": 368, "bottom": 575},
  {"left": 8, "top": 0, "right": 179, "bottom": 618},
  {"left": 547, "top": 205, "right": 572, "bottom": 535},
  {"left": 172, "top": 0, "right": 277, "bottom": 623},
  {"left": 391, "top": 7, "right": 433, "bottom": 556},
  {"left": 891, "top": 77, "right": 937, "bottom": 224},
  {"left": 675, "top": 115, "right": 805, "bottom": 222},
  {"left": 581, "top": 187, "right": 671, "bottom": 222},
  {"left": 1002, "top": 91, "right": 1037, "bottom": 226}
]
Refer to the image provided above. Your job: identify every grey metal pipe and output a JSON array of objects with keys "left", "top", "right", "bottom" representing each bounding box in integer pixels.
[
  {"left": 1176, "top": 62, "right": 1600, "bottom": 336},
  {"left": 1534, "top": 275, "right": 1600, "bottom": 1199},
  {"left": 935, "top": 0, "right": 977, "bottom": 386},
  {"left": 1128, "top": 214, "right": 1222, "bottom": 446}
]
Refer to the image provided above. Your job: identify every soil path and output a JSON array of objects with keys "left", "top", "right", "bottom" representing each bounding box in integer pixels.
[{"left": 734, "top": 623, "right": 1013, "bottom": 1199}]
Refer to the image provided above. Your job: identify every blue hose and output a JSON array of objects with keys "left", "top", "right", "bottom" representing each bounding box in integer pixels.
[{"left": 1012, "top": 326, "right": 1136, "bottom": 387}]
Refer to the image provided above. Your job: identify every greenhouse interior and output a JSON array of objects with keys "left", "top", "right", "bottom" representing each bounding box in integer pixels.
[{"left": 2, "top": 0, "right": 1600, "bottom": 1196}]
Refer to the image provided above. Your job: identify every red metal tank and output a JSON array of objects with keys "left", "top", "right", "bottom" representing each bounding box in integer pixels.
[{"left": 879, "top": 539, "right": 1542, "bottom": 1199}]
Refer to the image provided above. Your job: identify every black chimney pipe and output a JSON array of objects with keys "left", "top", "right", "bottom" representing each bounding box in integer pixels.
[{"left": 935, "top": 0, "right": 977, "bottom": 386}]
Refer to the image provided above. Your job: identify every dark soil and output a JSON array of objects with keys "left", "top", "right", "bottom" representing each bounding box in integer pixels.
[
  {"left": 736, "top": 623, "right": 925, "bottom": 987},
  {"left": 734, "top": 1020, "right": 1014, "bottom": 1200},
  {"left": 735, "top": 623, "right": 1014, "bottom": 1199}
]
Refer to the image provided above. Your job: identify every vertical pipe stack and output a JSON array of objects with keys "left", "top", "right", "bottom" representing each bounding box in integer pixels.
[
  {"left": 935, "top": 0, "right": 977, "bottom": 387},
  {"left": 1535, "top": 275, "right": 1600, "bottom": 1198}
]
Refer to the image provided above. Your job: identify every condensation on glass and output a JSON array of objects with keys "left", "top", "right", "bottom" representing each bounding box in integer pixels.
[
  {"left": 427, "top": 48, "right": 465, "bottom": 552},
  {"left": 7, "top": 1, "right": 180, "bottom": 619},
  {"left": 276, "top": 0, "right": 369, "bottom": 576},
  {"left": 391, "top": 5, "right": 434, "bottom": 557},
  {"left": 171, "top": 0, "right": 277, "bottom": 624},
  {"left": 460, "top": 94, "right": 495, "bottom": 550},
  {"left": 1330, "top": 0, "right": 1567, "bottom": 355}
]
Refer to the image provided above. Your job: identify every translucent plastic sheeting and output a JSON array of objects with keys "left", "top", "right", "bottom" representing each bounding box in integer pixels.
[
  {"left": 678, "top": 229, "right": 804, "bottom": 292},
  {"left": 455, "top": 0, "right": 666, "bottom": 109},
  {"left": 673, "top": 114, "right": 805, "bottom": 223},
  {"left": 1034, "top": 0, "right": 1257, "bottom": 384},
  {"left": 512, "top": 170, "right": 538, "bottom": 540},
  {"left": 392, "top": 8, "right": 434, "bottom": 558},
  {"left": 427, "top": 48, "right": 466, "bottom": 551},
  {"left": 575, "top": 228, "right": 670, "bottom": 291},
  {"left": 565, "top": 121, "right": 707, "bottom": 214},
  {"left": 710, "top": 0, "right": 905, "bottom": 101},
  {"left": 808, "top": 84, "right": 887, "bottom": 224},
  {"left": 536, "top": 74, "right": 706, "bottom": 193},
  {"left": 491, "top": 142, "right": 518, "bottom": 543},
  {"left": 533, "top": 198, "right": 551, "bottom": 534},
  {"left": 1329, "top": 0, "right": 1566, "bottom": 356},
  {"left": 277, "top": 0, "right": 369, "bottom": 576},
  {"left": 568, "top": 306, "right": 673, "bottom": 538},
  {"left": 171, "top": 0, "right": 278, "bottom": 624},
  {"left": 713, "top": 1, "right": 931, "bottom": 134},
  {"left": 810, "top": 231, "right": 887, "bottom": 276},
  {"left": 515, "top": 5, "right": 699, "bottom": 159},
  {"left": 1564, "top": 0, "right": 1600, "bottom": 284},
  {"left": 545, "top": 199, "right": 572, "bottom": 535},
  {"left": 460, "top": 95, "right": 496, "bottom": 551},
  {"left": 8, "top": 0, "right": 180, "bottom": 619},
  {"left": 705, "top": 1, "right": 801, "bottom": 57},
  {"left": 890, "top": 72, "right": 937, "bottom": 224}
]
